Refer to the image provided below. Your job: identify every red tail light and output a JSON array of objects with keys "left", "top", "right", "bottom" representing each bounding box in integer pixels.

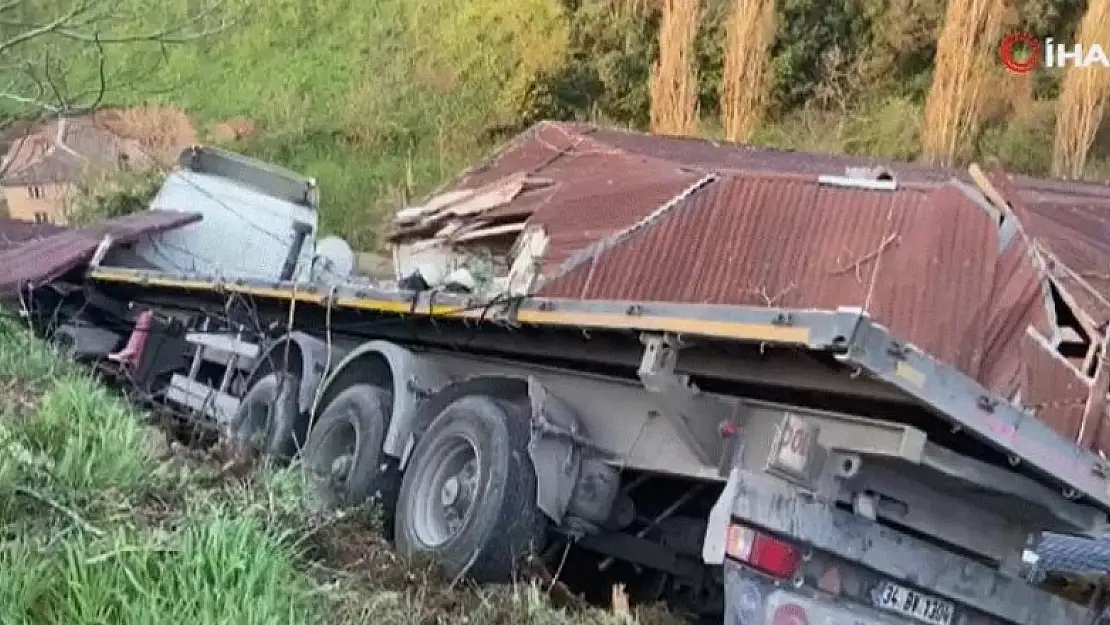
[
  {"left": 771, "top": 603, "right": 809, "bottom": 625},
  {"left": 725, "top": 522, "right": 802, "bottom": 579}
]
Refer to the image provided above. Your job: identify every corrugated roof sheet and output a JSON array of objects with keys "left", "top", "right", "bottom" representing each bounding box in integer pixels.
[
  {"left": 392, "top": 121, "right": 1110, "bottom": 456},
  {"left": 539, "top": 173, "right": 1022, "bottom": 370},
  {"left": 0, "top": 211, "right": 201, "bottom": 299},
  {"left": 575, "top": 123, "right": 967, "bottom": 184},
  {"left": 995, "top": 170, "right": 1110, "bottom": 328},
  {"left": 0, "top": 218, "right": 67, "bottom": 252},
  {"left": 535, "top": 169, "right": 1102, "bottom": 448}
]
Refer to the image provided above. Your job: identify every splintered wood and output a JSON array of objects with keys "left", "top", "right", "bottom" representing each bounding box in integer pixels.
[{"left": 388, "top": 172, "right": 553, "bottom": 252}]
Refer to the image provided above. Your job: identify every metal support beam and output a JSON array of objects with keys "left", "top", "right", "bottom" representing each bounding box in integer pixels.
[{"left": 638, "top": 333, "right": 732, "bottom": 465}]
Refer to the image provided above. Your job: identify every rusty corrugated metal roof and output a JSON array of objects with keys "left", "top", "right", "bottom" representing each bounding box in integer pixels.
[
  {"left": 0, "top": 211, "right": 201, "bottom": 298},
  {"left": 573, "top": 123, "right": 967, "bottom": 183},
  {"left": 539, "top": 173, "right": 1017, "bottom": 369},
  {"left": 535, "top": 169, "right": 1103, "bottom": 449},
  {"left": 992, "top": 169, "right": 1110, "bottom": 328},
  {"left": 398, "top": 122, "right": 975, "bottom": 269},
  {"left": 392, "top": 122, "right": 1110, "bottom": 454},
  {"left": 0, "top": 218, "right": 67, "bottom": 252}
]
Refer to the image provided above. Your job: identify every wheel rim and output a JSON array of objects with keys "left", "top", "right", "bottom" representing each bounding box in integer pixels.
[
  {"left": 312, "top": 408, "right": 359, "bottom": 486},
  {"left": 410, "top": 432, "right": 481, "bottom": 547}
]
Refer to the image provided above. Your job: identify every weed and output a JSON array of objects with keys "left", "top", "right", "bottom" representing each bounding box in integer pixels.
[{"left": 0, "top": 319, "right": 669, "bottom": 625}]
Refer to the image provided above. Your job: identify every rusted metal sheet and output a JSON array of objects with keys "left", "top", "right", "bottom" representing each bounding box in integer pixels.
[
  {"left": 579, "top": 123, "right": 966, "bottom": 183},
  {"left": 0, "top": 211, "right": 201, "bottom": 298},
  {"left": 536, "top": 169, "right": 1106, "bottom": 450},
  {"left": 389, "top": 122, "right": 1110, "bottom": 455},
  {"left": 0, "top": 218, "right": 66, "bottom": 252},
  {"left": 398, "top": 121, "right": 960, "bottom": 278},
  {"left": 524, "top": 154, "right": 706, "bottom": 271},
  {"left": 990, "top": 168, "right": 1110, "bottom": 329},
  {"left": 1017, "top": 201, "right": 1110, "bottom": 327},
  {"left": 1017, "top": 331, "right": 1091, "bottom": 444},
  {"left": 390, "top": 124, "right": 706, "bottom": 273},
  {"left": 540, "top": 173, "right": 1008, "bottom": 369}
]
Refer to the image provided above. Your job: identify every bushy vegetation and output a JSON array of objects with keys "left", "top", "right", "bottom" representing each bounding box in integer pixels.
[
  {"left": 0, "top": 316, "right": 678, "bottom": 625},
  {"left": 1, "top": 0, "right": 1108, "bottom": 247},
  {"left": 63, "top": 168, "right": 165, "bottom": 227}
]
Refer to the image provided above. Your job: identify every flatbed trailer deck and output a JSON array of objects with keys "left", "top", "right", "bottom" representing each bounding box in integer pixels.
[{"left": 86, "top": 264, "right": 1110, "bottom": 517}]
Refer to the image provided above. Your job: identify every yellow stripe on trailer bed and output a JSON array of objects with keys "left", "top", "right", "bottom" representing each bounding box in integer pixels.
[{"left": 88, "top": 268, "right": 811, "bottom": 345}]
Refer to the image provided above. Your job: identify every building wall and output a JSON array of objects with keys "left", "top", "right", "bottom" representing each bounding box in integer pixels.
[{"left": 1, "top": 182, "right": 72, "bottom": 224}]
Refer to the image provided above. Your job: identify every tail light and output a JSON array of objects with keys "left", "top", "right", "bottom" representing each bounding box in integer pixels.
[
  {"left": 724, "top": 522, "right": 802, "bottom": 579},
  {"left": 771, "top": 603, "right": 809, "bottom": 625}
]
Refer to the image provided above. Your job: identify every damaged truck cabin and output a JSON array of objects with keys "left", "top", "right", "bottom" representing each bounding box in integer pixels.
[{"left": 19, "top": 122, "right": 1110, "bottom": 625}]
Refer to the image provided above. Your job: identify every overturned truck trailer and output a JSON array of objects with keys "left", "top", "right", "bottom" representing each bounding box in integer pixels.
[{"left": 20, "top": 123, "right": 1110, "bottom": 625}]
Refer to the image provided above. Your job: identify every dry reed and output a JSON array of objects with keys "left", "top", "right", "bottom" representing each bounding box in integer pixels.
[
  {"left": 720, "top": 0, "right": 776, "bottom": 142},
  {"left": 920, "top": 0, "right": 1005, "bottom": 166},
  {"left": 650, "top": 0, "right": 701, "bottom": 136},
  {"left": 1052, "top": 0, "right": 1110, "bottom": 179}
]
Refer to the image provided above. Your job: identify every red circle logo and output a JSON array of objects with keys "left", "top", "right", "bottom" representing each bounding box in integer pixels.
[{"left": 1000, "top": 33, "right": 1041, "bottom": 73}]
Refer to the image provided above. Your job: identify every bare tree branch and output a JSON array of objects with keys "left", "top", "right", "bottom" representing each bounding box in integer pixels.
[
  {"left": 0, "top": 0, "right": 230, "bottom": 176},
  {"left": 0, "top": 1, "right": 92, "bottom": 54}
]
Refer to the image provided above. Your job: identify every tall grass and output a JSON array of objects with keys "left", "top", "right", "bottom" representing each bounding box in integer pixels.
[
  {"left": 649, "top": 0, "right": 701, "bottom": 135},
  {"left": 920, "top": 0, "right": 1005, "bottom": 166},
  {"left": 720, "top": 0, "right": 776, "bottom": 142},
  {"left": 1052, "top": 0, "right": 1110, "bottom": 179},
  {"left": 0, "top": 316, "right": 680, "bottom": 625}
]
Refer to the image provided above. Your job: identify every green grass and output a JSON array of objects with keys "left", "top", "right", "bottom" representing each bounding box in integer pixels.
[{"left": 0, "top": 317, "right": 674, "bottom": 625}]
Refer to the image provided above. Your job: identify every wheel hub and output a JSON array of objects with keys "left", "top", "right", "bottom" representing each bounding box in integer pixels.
[
  {"left": 330, "top": 454, "right": 353, "bottom": 481},
  {"left": 412, "top": 437, "right": 481, "bottom": 547},
  {"left": 441, "top": 476, "right": 460, "bottom": 506}
]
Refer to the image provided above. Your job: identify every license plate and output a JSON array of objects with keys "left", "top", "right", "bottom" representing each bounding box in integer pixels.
[{"left": 873, "top": 581, "right": 954, "bottom": 625}]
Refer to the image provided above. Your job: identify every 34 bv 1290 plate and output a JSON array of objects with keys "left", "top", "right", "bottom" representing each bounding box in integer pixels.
[{"left": 873, "top": 581, "right": 955, "bottom": 625}]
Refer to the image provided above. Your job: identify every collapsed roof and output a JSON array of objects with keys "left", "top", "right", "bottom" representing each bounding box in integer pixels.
[{"left": 388, "top": 120, "right": 1110, "bottom": 455}]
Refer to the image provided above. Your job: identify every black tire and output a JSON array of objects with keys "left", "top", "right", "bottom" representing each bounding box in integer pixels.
[
  {"left": 228, "top": 372, "right": 302, "bottom": 460},
  {"left": 303, "top": 384, "right": 400, "bottom": 524},
  {"left": 394, "top": 394, "right": 546, "bottom": 583}
]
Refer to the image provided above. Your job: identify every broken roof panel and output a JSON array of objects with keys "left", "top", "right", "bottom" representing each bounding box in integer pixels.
[
  {"left": 0, "top": 211, "right": 201, "bottom": 299},
  {"left": 388, "top": 121, "right": 1110, "bottom": 451},
  {"left": 389, "top": 128, "right": 708, "bottom": 270},
  {"left": 537, "top": 173, "right": 1025, "bottom": 372},
  {"left": 534, "top": 169, "right": 1100, "bottom": 448},
  {"left": 0, "top": 218, "right": 67, "bottom": 252},
  {"left": 998, "top": 172, "right": 1110, "bottom": 328}
]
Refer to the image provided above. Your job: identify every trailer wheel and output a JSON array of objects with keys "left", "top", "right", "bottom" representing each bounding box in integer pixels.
[
  {"left": 228, "top": 372, "right": 301, "bottom": 459},
  {"left": 303, "top": 384, "right": 399, "bottom": 521},
  {"left": 394, "top": 395, "right": 546, "bottom": 583}
]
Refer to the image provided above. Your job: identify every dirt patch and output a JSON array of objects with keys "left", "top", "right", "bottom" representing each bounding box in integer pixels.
[
  {"left": 208, "top": 117, "right": 258, "bottom": 144},
  {"left": 93, "top": 106, "right": 199, "bottom": 166},
  {"left": 1, "top": 377, "right": 42, "bottom": 418}
]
